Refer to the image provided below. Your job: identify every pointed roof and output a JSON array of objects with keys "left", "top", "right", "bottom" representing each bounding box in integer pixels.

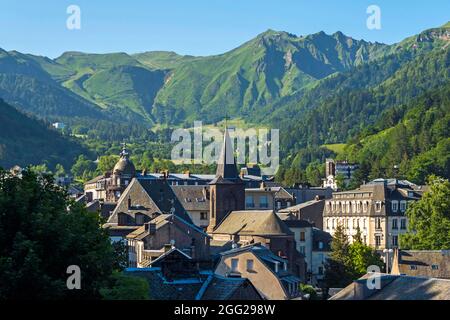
[{"left": 211, "top": 127, "right": 242, "bottom": 184}]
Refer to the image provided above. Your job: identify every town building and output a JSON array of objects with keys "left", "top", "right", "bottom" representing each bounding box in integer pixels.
[
  {"left": 214, "top": 243, "right": 302, "bottom": 300},
  {"left": 277, "top": 196, "right": 325, "bottom": 229},
  {"left": 286, "top": 184, "right": 332, "bottom": 204},
  {"left": 323, "top": 158, "right": 359, "bottom": 190},
  {"left": 283, "top": 220, "right": 332, "bottom": 286},
  {"left": 209, "top": 210, "right": 305, "bottom": 278},
  {"left": 391, "top": 249, "right": 450, "bottom": 279},
  {"left": 330, "top": 273, "right": 450, "bottom": 300},
  {"left": 323, "top": 179, "right": 424, "bottom": 249},
  {"left": 124, "top": 252, "right": 263, "bottom": 300}
]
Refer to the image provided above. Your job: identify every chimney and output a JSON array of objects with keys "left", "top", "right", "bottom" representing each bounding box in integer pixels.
[{"left": 164, "top": 243, "right": 172, "bottom": 252}]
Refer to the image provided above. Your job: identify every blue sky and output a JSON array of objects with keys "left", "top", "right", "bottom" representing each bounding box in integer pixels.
[{"left": 0, "top": 0, "right": 448, "bottom": 58}]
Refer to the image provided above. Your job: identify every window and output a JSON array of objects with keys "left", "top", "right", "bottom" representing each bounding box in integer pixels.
[
  {"left": 375, "top": 235, "right": 381, "bottom": 247},
  {"left": 332, "top": 219, "right": 335, "bottom": 229},
  {"left": 363, "top": 201, "right": 368, "bottom": 212},
  {"left": 326, "top": 219, "right": 329, "bottom": 229},
  {"left": 287, "top": 201, "right": 291, "bottom": 207},
  {"left": 118, "top": 213, "right": 127, "bottom": 226},
  {"left": 318, "top": 242, "right": 324, "bottom": 250},
  {"left": 259, "top": 196, "right": 269, "bottom": 209},
  {"left": 299, "top": 246, "right": 306, "bottom": 254},
  {"left": 356, "top": 201, "right": 361, "bottom": 212},
  {"left": 392, "top": 218, "right": 398, "bottom": 230},
  {"left": 410, "top": 265, "right": 417, "bottom": 270},
  {"left": 363, "top": 235, "right": 367, "bottom": 244},
  {"left": 400, "top": 201, "right": 407, "bottom": 212},
  {"left": 299, "top": 231, "right": 306, "bottom": 242},
  {"left": 431, "top": 265, "right": 439, "bottom": 270},
  {"left": 277, "top": 201, "right": 281, "bottom": 210},
  {"left": 318, "top": 266, "right": 324, "bottom": 275},
  {"left": 231, "top": 259, "right": 239, "bottom": 272},
  {"left": 375, "top": 201, "right": 382, "bottom": 212},
  {"left": 363, "top": 219, "right": 367, "bottom": 229},
  {"left": 346, "top": 202, "right": 351, "bottom": 213},
  {"left": 332, "top": 202, "right": 336, "bottom": 211},
  {"left": 135, "top": 214, "right": 144, "bottom": 225},
  {"left": 391, "top": 201, "right": 398, "bottom": 212},
  {"left": 246, "top": 259, "right": 254, "bottom": 271},
  {"left": 392, "top": 235, "right": 398, "bottom": 247},
  {"left": 245, "top": 196, "right": 255, "bottom": 208},
  {"left": 376, "top": 218, "right": 382, "bottom": 230},
  {"left": 200, "top": 212, "right": 208, "bottom": 220},
  {"left": 400, "top": 219, "right": 407, "bottom": 230}
]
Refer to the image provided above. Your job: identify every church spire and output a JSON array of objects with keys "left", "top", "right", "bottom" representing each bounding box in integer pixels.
[{"left": 215, "top": 127, "right": 240, "bottom": 181}]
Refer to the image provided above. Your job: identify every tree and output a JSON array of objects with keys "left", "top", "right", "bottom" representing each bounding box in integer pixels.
[
  {"left": 400, "top": 176, "right": 450, "bottom": 250},
  {"left": 55, "top": 164, "right": 66, "bottom": 177},
  {"left": 71, "top": 155, "right": 96, "bottom": 182},
  {"left": 349, "top": 227, "right": 383, "bottom": 275},
  {"left": 99, "top": 272, "right": 149, "bottom": 300},
  {"left": 324, "top": 223, "right": 353, "bottom": 289},
  {"left": 0, "top": 169, "right": 117, "bottom": 299},
  {"left": 97, "top": 155, "right": 119, "bottom": 174},
  {"left": 305, "top": 161, "right": 323, "bottom": 186}
]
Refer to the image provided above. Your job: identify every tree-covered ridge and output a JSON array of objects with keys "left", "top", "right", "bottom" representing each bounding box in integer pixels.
[
  {"left": 0, "top": 99, "right": 91, "bottom": 169},
  {"left": 343, "top": 83, "right": 450, "bottom": 185}
]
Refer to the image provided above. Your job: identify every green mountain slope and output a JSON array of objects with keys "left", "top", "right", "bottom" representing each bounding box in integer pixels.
[
  {"left": 151, "top": 30, "right": 387, "bottom": 124},
  {"left": 0, "top": 99, "right": 91, "bottom": 169},
  {"left": 272, "top": 23, "right": 450, "bottom": 152},
  {"left": 343, "top": 83, "right": 450, "bottom": 184},
  {"left": 0, "top": 49, "right": 107, "bottom": 121},
  {"left": 133, "top": 51, "right": 199, "bottom": 69}
]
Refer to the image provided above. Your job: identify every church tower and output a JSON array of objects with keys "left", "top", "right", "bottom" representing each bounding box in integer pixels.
[{"left": 207, "top": 128, "right": 245, "bottom": 233}]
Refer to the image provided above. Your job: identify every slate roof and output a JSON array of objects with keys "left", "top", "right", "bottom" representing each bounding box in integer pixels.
[
  {"left": 171, "top": 185, "right": 209, "bottom": 211},
  {"left": 108, "top": 178, "right": 193, "bottom": 225},
  {"left": 278, "top": 199, "right": 323, "bottom": 213},
  {"left": 124, "top": 269, "right": 262, "bottom": 300},
  {"left": 212, "top": 210, "right": 293, "bottom": 236},
  {"left": 125, "top": 268, "right": 204, "bottom": 300},
  {"left": 199, "top": 275, "right": 261, "bottom": 300},
  {"left": 330, "top": 273, "right": 450, "bottom": 300},
  {"left": 392, "top": 250, "right": 450, "bottom": 279}
]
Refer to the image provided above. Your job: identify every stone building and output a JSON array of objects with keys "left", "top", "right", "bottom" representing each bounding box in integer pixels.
[
  {"left": 323, "top": 179, "right": 425, "bottom": 249},
  {"left": 214, "top": 243, "right": 302, "bottom": 300}
]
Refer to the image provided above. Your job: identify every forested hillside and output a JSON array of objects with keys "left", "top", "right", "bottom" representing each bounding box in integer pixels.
[{"left": 0, "top": 99, "right": 91, "bottom": 169}]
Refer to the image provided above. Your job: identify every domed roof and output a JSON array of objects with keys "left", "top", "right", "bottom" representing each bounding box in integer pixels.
[{"left": 113, "top": 145, "right": 136, "bottom": 176}]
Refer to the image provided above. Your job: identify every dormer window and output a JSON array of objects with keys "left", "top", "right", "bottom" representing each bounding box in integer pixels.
[{"left": 375, "top": 201, "right": 382, "bottom": 212}]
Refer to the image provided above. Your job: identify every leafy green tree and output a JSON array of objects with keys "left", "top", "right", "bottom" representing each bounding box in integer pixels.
[
  {"left": 55, "top": 164, "right": 66, "bottom": 177},
  {"left": 0, "top": 169, "right": 117, "bottom": 299},
  {"left": 335, "top": 173, "right": 347, "bottom": 190},
  {"left": 100, "top": 272, "right": 149, "bottom": 300},
  {"left": 349, "top": 228, "right": 383, "bottom": 275},
  {"left": 305, "top": 161, "right": 324, "bottom": 186},
  {"left": 97, "top": 155, "right": 119, "bottom": 174},
  {"left": 400, "top": 176, "right": 450, "bottom": 250},
  {"left": 71, "top": 155, "right": 96, "bottom": 182}
]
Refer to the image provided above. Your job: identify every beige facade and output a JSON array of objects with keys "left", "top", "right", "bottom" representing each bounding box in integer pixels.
[
  {"left": 214, "top": 244, "right": 301, "bottom": 300},
  {"left": 323, "top": 179, "right": 422, "bottom": 249}
]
